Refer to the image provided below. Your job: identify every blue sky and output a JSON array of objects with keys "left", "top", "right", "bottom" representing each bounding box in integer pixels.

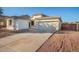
[{"left": 2, "top": 7, "right": 79, "bottom": 22}]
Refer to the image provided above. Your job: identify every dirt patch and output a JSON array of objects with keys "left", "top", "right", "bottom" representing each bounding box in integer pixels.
[
  {"left": 37, "top": 31, "right": 79, "bottom": 52},
  {"left": 0, "top": 29, "right": 17, "bottom": 38}
]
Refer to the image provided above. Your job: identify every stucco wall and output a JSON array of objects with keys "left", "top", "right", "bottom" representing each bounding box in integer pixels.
[
  {"left": 6, "top": 18, "right": 14, "bottom": 30},
  {"left": 31, "top": 15, "right": 42, "bottom": 20}
]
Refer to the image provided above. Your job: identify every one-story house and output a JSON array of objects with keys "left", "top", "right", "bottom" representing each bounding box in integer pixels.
[
  {"left": 0, "top": 14, "right": 62, "bottom": 32},
  {"left": 6, "top": 15, "right": 31, "bottom": 30},
  {"left": 31, "top": 14, "right": 62, "bottom": 32}
]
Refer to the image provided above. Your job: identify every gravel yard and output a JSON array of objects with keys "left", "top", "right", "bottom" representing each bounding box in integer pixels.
[{"left": 37, "top": 31, "right": 79, "bottom": 52}]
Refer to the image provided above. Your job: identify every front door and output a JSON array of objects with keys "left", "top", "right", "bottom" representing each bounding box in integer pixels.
[{"left": 31, "top": 21, "right": 34, "bottom": 26}]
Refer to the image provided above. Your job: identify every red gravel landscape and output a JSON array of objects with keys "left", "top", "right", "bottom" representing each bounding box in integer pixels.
[{"left": 37, "top": 31, "right": 79, "bottom": 52}]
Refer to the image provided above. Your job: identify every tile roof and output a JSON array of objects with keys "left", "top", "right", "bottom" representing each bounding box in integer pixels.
[
  {"left": 12, "top": 15, "right": 30, "bottom": 20},
  {"left": 35, "top": 16, "right": 62, "bottom": 21},
  {"left": 32, "top": 13, "right": 48, "bottom": 17}
]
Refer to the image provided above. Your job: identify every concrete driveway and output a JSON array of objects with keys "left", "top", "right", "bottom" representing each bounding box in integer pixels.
[{"left": 0, "top": 33, "right": 52, "bottom": 52}]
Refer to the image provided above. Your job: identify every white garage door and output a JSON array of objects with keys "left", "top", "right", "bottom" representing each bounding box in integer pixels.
[
  {"left": 37, "top": 22, "right": 56, "bottom": 32},
  {"left": 15, "top": 19, "right": 29, "bottom": 30}
]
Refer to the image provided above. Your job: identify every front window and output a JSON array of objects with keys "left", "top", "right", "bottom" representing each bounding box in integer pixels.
[{"left": 9, "top": 20, "right": 12, "bottom": 25}]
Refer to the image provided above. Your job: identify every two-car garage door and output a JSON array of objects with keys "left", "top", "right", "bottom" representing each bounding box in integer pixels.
[{"left": 35, "top": 21, "right": 58, "bottom": 32}]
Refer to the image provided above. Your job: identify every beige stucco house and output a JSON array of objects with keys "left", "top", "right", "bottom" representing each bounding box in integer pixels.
[
  {"left": 31, "top": 14, "right": 62, "bottom": 32},
  {"left": 0, "top": 14, "right": 62, "bottom": 32}
]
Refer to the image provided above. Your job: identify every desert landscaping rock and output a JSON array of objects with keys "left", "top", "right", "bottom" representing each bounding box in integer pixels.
[{"left": 37, "top": 31, "right": 79, "bottom": 52}]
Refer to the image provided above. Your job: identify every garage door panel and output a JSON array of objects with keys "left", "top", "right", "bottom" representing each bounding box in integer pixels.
[
  {"left": 37, "top": 22, "right": 56, "bottom": 32},
  {"left": 15, "top": 19, "right": 29, "bottom": 30}
]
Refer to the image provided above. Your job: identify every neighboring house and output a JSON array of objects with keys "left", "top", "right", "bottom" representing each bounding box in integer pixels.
[
  {"left": 0, "top": 16, "right": 9, "bottom": 28},
  {"left": 6, "top": 15, "right": 31, "bottom": 30},
  {"left": 31, "top": 14, "right": 62, "bottom": 32}
]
